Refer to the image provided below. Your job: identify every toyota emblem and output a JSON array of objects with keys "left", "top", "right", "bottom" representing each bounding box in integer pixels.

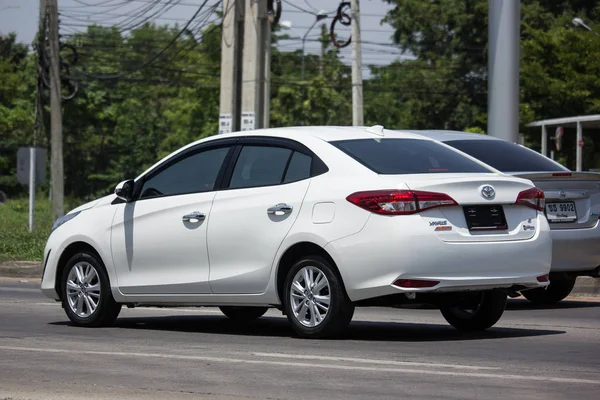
[{"left": 481, "top": 185, "right": 495, "bottom": 199}]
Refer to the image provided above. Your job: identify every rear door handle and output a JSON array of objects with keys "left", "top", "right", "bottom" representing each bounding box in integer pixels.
[
  {"left": 267, "top": 203, "right": 293, "bottom": 215},
  {"left": 182, "top": 212, "right": 206, "bottom": 222}
]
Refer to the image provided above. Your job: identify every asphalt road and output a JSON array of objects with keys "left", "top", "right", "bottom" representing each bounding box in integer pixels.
[{"left": 1, "top": 278, "right": 599, "bottom": 400}]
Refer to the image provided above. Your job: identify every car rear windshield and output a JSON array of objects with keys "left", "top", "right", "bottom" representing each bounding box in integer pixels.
[
  {"left": 445, "top": 140, "right": 566, "bottom": 172},
  {"left": 331, "top": 138, "right": 491, "bottom": 174}
]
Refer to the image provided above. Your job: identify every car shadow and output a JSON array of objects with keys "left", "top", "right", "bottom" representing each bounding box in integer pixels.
[
  {"left": 51, "top": 314, "right": 565, "bottom": 342},
  {"left": 506, "top": 298, "right": 600, "bottom": 311}
]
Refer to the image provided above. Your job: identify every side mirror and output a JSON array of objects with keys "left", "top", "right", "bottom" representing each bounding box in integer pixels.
[{"left": 114, "top": 179, "right": 135, "bottom": 202}]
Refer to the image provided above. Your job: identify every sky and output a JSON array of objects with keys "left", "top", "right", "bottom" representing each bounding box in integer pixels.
[{"left": 0, "top": 0, "right": 405, "bottom": 68}]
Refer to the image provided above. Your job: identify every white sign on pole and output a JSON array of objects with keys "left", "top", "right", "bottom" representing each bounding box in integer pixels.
[
  {"left": 241, "top": 111, "right": 256, "bottom": 131},
  {"left": 17, "top": 147, "right": 46, "bottom": 185},
  {"left": 218, "top": 113, "right": 232, "bottom": 134}
]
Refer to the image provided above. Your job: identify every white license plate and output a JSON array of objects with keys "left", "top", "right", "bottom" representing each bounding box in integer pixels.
[{"left": 546, "top": 202, "right": 577, "bottom": 222}]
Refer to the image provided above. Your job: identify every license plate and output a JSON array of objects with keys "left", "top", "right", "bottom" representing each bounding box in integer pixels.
[
  {"left": 463, "top": 205, "right": 508, "bottom": 231},
  {"left": 546, "top": 202, "right": 577, "bottom": 223}
]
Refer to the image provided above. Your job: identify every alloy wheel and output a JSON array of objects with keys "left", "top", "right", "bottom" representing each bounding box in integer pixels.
[{"left": 289, "top": 266, "right": 331, "bottom": 327}]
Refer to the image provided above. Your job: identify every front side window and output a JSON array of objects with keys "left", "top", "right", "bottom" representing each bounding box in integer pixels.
[
  {"left": 139, "top": 147, "right": 229, "bottom": 199},
  {"left": 229, "top": 145, "right": 293, "bottom": 189},
  {"left": 332, "top": 138, "right": 491, "bottom": 174}
]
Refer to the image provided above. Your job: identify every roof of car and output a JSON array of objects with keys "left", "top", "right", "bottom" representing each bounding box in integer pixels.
[
  {"left": 208, "top": 126, "right": 427, "bottom": 143},
  {"left": 403, "top": 130, "right": 505, "bottom": 142}
]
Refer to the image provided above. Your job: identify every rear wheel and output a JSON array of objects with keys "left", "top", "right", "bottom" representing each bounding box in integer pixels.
[
  {"left": 522, "top": 278, "right": 576, "bottom": 305},
  {"left": 219, "top": 306, "right": 268, "bottom": 321},
  {"left": 283, "top": 256, "right": 354, "bottom": 339},
  {"left": 61, "top": 252, "right": 121, "bottom": 327},
  {"left": 440, "top": 291, "right": 507, "bottom": 331}
]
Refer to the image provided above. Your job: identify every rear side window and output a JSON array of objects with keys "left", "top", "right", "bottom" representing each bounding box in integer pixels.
[
  {"left": 230, "top": 146, "right": 292, "bottom": 189},
  {"left": 446, "top": 140, "right": 566, "bottom": 173},
  {"left": 284, "top": 152, "right": 312, "bottom": 183},
  {"left": 331, "top": 139, "right": 491, "bottom": 174}
]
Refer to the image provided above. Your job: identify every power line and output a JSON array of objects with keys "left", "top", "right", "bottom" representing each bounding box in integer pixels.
[{"left": 72, "top": 0, "right": 213, "bottom": 80}]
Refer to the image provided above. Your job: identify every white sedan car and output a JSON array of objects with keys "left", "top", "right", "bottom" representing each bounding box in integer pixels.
[{"left": 41, "top": 126, "right": 552, "bottom": 338}]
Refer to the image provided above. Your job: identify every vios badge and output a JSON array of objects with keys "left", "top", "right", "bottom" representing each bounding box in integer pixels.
[{"left": 481, "top": 185, "right": 495, "bottom": 199}]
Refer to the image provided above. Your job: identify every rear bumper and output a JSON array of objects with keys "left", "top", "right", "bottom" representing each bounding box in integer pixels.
[
  {"left": 326, "top": 214, "right": 552, "bottom": 302},
  {"left": 550, "top": 219, "right": 600, "bottom": 273}
]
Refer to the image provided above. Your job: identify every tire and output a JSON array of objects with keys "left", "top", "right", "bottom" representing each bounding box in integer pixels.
[
  {"left": 522, "top": 278, "right": 576, "bottom": 305},
  {"left": 60, "top": 252, "right": 121, "bottom": 327},
  {"left": 440, "top": 291, "right": 507, "bottom": 331},
  {"left": 219, "top": 306, "right": 268, "bottom": 321},
  {"left": 283, "top": 256, "right": 354, "bottom": 339}
]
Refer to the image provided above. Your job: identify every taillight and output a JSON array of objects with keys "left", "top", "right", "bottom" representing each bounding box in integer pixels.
[
  {"left": 346, "top": 190, "right": 457, "bottom": 215},
  {"left": 551, "top": 173, "right": 572, "bottom": 177},
  {"left": 516, "top": 187, "right": 545, "bottom": 211}
]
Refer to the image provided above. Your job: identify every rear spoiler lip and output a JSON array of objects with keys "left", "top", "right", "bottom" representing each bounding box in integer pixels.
[{"left": 511, "top": 171, "right": 600, "bottom": 181}]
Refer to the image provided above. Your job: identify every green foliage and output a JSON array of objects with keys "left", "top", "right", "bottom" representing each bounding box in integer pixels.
[
  {"left": 464, "top": 127, "right": 486, "bottom": 134},
  {"left": 0, "top": 34, "right": 36, "bottom": 198},
  {"left": 0, "top": 196, "right": 52, "bottom": 261},
  {"left": 3, "top": 2, "right": 600, "bottom": 204},
  {"left": 379, "top": 0, "right": 600, "bottom": 169}
]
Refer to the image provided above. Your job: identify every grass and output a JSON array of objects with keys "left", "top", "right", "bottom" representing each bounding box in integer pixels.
[{"left": 0, "top": 195, "right": 79, "bottom": 262}]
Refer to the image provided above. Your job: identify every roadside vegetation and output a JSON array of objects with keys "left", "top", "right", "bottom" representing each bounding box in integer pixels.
[{"left": 0, "top": 196, "right": 78, "bottom": 262}]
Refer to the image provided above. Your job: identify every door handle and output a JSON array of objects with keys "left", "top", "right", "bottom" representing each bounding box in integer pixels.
[
  {"left": 182, "top": 212, "right": 206, "bottom": 222},
  {"left": 267, "top": 203, "right": 293, "bottom": 215}
]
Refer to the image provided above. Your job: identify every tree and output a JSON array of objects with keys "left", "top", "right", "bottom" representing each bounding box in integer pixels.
[
  {"left": 0, "top": 34, "right": 36, "bottom": 198},
  {"left": 380, "top": 0, "right": 600, "bottom": 169}
]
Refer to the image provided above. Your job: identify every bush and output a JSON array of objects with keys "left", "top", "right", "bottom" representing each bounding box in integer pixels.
[{"left": 0, "top": 196, "right": 78, "bottom": 261}]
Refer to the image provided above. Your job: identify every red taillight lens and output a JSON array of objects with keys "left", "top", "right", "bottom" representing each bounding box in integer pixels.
[
  {"left": 394, "top": 279, "right": 440, "bottom": 288},
  {"left": 346, "top": 190, "right": 457, "bottom": 215},
  {"left": 516, "top": 188, "right": 545, "bottom": 211},
  {"left": 551, "top": 173, "right": 572, "bottom": 177}
]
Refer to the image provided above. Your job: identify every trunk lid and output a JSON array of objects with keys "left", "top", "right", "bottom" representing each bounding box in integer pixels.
[
  {"left": 378, "top": 173, "right": 539, "bottom": 242},
  {"left": 514, "top": 172, "right": 600, "bottom": 229}
]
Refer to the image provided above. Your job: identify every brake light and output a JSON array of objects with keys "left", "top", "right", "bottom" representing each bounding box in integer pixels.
[
  {"left": 346, "top": 190, "right": 457, "bottom": 215},
  {"left": 551, "top": 173, "right": 572, "bottom": 177},
  {"left": 516, "top": 188, "right": 545, "bottom": 211}
]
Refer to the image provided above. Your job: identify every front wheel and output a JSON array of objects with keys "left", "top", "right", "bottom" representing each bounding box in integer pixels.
[
  {"left": 283, "top": 256, "right": 354, "bottom": 339},
  {"left": 521, "top": 278, "right": 575, "bottom": 305},
  {"left": 219, "top": 306, "right": 268, "bottom": 321},
  {"left": 61, "top": 252, "right": 121, "bottom": 327},
  {"left": 440, "top": 291, "right": 507, "bottom": 331}
]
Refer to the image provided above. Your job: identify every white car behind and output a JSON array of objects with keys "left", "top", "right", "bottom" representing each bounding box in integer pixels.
[{"left": 41, "top": 126, "right": 552, "bottom": 338}]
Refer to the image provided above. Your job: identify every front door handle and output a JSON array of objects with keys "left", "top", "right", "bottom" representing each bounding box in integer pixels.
[
  {"left": 182, "top": 212, "right": 206, "bottom": 222},
  {"left": 267, "top": 203, "right": 293, "bottom": 215}
]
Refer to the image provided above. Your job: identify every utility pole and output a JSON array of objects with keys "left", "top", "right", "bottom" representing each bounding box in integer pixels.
[
  {"left": 351, "top": 0, "right": 364, "bottom": 126},
  {"left": 488, "top": 0, "right": 519, "bottom": 142},
  {"left": 219, "top": 0, "right": 244, "bottom": 134},
  {"left": 47, "top": 0, "right": 64, "bottom": 219},
  {"left": 240, "top": 0, "right": 270, "bottom": 131}
]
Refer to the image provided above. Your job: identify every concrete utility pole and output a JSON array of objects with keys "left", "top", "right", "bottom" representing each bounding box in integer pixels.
[
  {"left": 351, "top": 0, "right": 364, "bottom": 126},
  {"left": 219, "top": 0, "right": 244, "bottom": 134},
  {"left": 47, "top": 0, "right": 64, "bottom": 219},
  {"left": 239, "top": 0, "right": 270, "bottom": 131},
  {"left": 488, "top": 0, "right": 520, "bottom": 143}
]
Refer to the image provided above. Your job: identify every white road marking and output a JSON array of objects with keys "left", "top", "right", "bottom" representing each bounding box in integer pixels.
[
  {"left": 251, "top": 352, "right": 499, "bottom": 370},
  {"left": 0, "top": 345, "right": 598, "bottom": 385},
  {"left": 0, "top": 287, "right": 40, "bottom": 293}
]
